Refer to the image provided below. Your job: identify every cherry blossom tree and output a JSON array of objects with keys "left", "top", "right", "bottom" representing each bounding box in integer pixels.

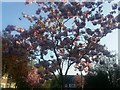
[{"left": 2, "top": 0, "right": 120, "bottom": 89}]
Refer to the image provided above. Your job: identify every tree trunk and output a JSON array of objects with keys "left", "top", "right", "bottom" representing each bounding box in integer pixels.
[
  {"left": 108, "top": 70, "right": 113, "bottom": 88},
  {"left": 60, "top": 75, "right": 64, "bottom": 90}
]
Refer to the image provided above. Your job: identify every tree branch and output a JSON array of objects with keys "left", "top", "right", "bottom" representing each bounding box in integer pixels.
[
  {"left": 65, "top": 61, "right": 74, "bottom": 75},
  {"left": 63, "top": 17, "right": 72, "bottom": 24}
]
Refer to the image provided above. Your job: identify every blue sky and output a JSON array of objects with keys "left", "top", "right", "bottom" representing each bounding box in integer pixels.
[{"left": 2, "top": 2, "right": 38, "bottom": 29}]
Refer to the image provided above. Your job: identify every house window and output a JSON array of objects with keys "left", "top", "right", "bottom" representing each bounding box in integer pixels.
[
  {"left": 69, "top": 84, "right": 76, "bottom": 88},
  {"left": 1, "top": 83, "right": 5, "bottom": 88},
  {"left": 7, "top": 83, "right": 10, "bottom": 88},
  {"left": 65, "top": 84, "right": 68, "bottom": 87}
]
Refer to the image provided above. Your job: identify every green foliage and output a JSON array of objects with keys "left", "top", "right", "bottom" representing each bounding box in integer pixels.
[
  {"left": 38, "top": 66, "right": 45, "bottom": 72},
  {"left": 15, "top": 78, "right": 30, "bottom": 89},
  {"left": 50, "top": 76, "right": 61, "bottom": 89},
  {"left": 42, "top": 80, "right": 52, "bottom": 88},
  {"left": 85, "top": 71, "right": 111, "bottom": 88}
]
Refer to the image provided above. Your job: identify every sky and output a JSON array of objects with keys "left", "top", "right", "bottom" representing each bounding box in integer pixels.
[{"left": 1, "top": 1, "right": 119, "bottom": 75}]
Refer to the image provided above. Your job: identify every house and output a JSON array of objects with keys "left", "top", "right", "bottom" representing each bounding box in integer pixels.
[
  {"left": 64, "top": 75, "right": 76, "bottom": 88},
  {"left": 0, "top": 74, "right": 16, "bottom": 88},
  {"left": 64, "top": 74, "right": 85, "bottom": 89}
]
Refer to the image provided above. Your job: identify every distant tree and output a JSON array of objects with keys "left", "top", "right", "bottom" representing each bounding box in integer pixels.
[
  {"left": 2, "top": 54, "right": 30, "bottom": 88},
  {"left": 85, "top": 70, "right": 111, "bottom": 89},
  {"left": 2, "top": 33, "right": 30, "bottom": 88},
  {"left": 112, "top": 65, "right": 120, "bottom": 88},
  {"left": 91, "top": 53, "right": 120, "bottom": 88},
  {"left": 2, "top": 0, "right": 119, "bottom": 89}
]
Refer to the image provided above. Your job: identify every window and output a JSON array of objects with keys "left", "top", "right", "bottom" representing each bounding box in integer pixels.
[
  {"left": 1, "top": 83, "right": 5, "bottom": 88},
  {"left": 65, "top": 84, "right": 68, "bottom": 87},
  {"left": 69, "top": 84, "right": 76, "bottom": 88}
]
